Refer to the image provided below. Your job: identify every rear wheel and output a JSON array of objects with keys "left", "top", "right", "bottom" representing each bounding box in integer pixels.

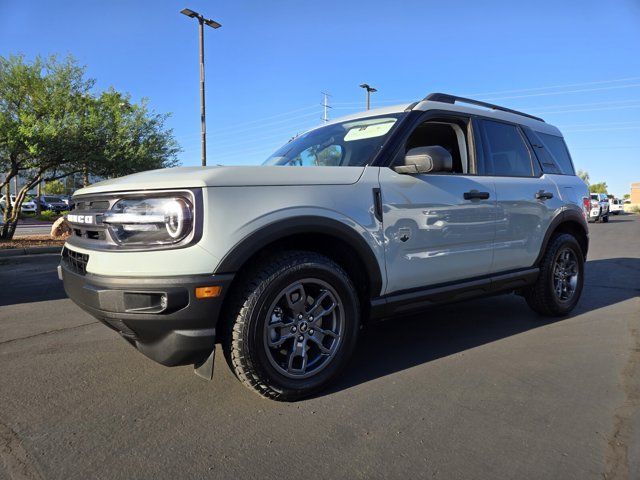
[
  {"left": 525, "top": 234, "right": 584, "bottom": 316},
  {"left": 602, "top": 214, "right": 609, "bottom": 222},
  {"left": 223, "top": 251, "right": 360, "bottom": 401}
]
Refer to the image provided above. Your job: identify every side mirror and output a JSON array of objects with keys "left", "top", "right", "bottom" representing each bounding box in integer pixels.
[{"left": 394, "top": 146, "right": 453, "bottom": 175}]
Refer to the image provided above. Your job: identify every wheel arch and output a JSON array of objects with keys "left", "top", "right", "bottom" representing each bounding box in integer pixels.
[
  {"left": 535, "top": 209, "right": 589, "bottom": 265},
  {"left": 215, "top": 216, "right": 383, "bottom": 315}
]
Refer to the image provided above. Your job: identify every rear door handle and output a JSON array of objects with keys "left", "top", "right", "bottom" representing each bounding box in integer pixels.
[
  {"left": 535, "top": 190, "right": 554, "bottom": 200},
  {"left": 464, "top": 190, "right": 490, "bottom": 200}
]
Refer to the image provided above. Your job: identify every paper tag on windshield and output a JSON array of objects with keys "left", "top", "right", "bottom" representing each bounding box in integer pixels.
[{"left": 344, "top": 121, "right": 395, "bottom": 141}]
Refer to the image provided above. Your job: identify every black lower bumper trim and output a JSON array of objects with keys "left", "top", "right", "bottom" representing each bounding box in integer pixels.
[{"left": 60, "top": 263, "right": 234, "bottom": 366}]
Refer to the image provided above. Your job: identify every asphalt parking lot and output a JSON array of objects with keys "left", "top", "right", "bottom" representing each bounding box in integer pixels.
[{"left": 1, "top": 215, "right": 639, "bottom": 480}]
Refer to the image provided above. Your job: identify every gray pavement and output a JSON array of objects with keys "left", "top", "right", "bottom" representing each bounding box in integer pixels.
[
  {"left": 13, "top": 224, "right": 52, "bottom": 236},
  {"left": 0, "top": 215, "right": 638, "bottom": 480}
]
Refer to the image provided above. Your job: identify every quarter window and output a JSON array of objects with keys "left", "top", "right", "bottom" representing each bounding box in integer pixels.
[
  {"left": 482, "top": 120, "right": 534, "bottom": 177},
  {"left": 536, "top": 132, "right": 575, "bottom": 175}
]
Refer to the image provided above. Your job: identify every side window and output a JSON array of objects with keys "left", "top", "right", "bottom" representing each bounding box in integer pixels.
[
  {"left": 536, "top": 132, "right": 575, "bottom": 175},
  {"left": 482, "top": 120, "right": 534, "bottom": 177},
  {"left": 401, "top": 120, "right": 469, "bottom": 174}
]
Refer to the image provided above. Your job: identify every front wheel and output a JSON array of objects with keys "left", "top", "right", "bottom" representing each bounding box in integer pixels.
[
  {"left": 223, "top": 251, "right": 360, "bottom": 401},
  {"left": 525, "top": 234, "right": 584, "bottom": 316}
]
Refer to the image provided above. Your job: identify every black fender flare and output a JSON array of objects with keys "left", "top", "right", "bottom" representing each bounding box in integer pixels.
[
  {"left": 534, "top": 209, "right": 589, "bottom": 265},
  {"left": 215, "top": 215, "right": 383, "bottom": 297}
]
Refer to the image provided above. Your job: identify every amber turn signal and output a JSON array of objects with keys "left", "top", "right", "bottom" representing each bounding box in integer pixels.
[{"left": 195, "top": 286, "right": 222, "bottom": 299}]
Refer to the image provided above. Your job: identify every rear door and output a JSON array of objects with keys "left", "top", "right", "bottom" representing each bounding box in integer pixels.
[{"left": 478, "top": 119, "right": 562, "bottom": 273}]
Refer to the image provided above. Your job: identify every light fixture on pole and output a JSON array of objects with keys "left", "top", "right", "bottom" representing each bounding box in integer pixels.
[
  {"left": 359, "top": 83, "right": 377, "bottom": 110},
  {"left": 180, "top": 8, "right": 222, "bottom": 167}
]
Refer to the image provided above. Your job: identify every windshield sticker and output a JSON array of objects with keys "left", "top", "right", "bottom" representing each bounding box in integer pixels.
[{"left": 344, "top": 120, "right": 396, "bottom": 141}]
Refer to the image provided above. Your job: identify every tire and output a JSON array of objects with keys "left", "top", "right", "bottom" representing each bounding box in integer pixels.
[
  {"left": 223, "top": 251, "right": 360, "bottom": 401},
  {"left": 602, "top": 214, "right": 609, "bottom": 223},
  {"left": 525, "top": 234, "right": 584, "bottom": 317}
]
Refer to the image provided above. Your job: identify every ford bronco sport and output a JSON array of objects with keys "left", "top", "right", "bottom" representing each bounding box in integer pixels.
[{"left": 60, "top": 93, "right": 590, "bottom": 400}]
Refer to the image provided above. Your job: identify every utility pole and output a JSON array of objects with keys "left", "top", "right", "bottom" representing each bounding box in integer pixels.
[
  {"left": 359, "top": 83, "right": 377, "bottom": 110},
  {"left": 180, "top": 8, "right": 222, "bottom": 167},
  {"left": 321, "top": 91, "right": 332, "bottom": 123}
]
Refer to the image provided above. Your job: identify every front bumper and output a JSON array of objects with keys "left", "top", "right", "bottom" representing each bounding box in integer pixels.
[{"left": 59, "top": 261, "right": 234, "bottom": 367}]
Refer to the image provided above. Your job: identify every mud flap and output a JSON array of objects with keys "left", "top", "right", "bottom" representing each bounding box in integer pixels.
[{"left": 194, "top": 346, "right": 215, "bottom": 380}]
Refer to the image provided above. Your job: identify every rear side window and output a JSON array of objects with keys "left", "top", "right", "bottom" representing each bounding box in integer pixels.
[
  {"left": 481, "top": 120, "right": 534, "bottom": 177},
  {"left": 536, "top": 133, "right": 575, "bottom": 175}
]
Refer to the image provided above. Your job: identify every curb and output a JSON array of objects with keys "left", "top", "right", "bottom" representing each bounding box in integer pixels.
[{"left": 0, "top": 246, "right": 62, "bottom": 258}]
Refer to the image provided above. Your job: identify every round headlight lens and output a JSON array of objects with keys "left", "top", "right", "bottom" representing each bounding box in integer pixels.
[{"left": 165, "top": 198, "right": 189, "bottom": 239}]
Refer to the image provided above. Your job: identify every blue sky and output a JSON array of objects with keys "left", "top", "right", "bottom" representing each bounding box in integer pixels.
[{"left": 1, "top": 0, "right": 639, "bottom": 196}]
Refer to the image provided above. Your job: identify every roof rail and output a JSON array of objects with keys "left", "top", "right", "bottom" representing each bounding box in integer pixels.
[{"left": 423, "top": 93, "right": 545, "bottom": 123}]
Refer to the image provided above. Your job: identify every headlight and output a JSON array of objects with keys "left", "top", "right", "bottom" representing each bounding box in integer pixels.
[{"left": 102, "top": 195, "right": 194, "bottom": 246}]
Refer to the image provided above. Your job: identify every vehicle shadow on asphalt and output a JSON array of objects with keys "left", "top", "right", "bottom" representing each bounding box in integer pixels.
[
  {"left": 0, "top": 258, "right": 66, "bottom": 307},
  {"left": 324, "top": 257, "right": 640, "bottom": 397}
]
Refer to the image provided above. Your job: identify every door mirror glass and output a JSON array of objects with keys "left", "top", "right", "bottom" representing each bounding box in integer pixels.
[{"left": 394, "top": 146, "right": 453, "bottom": 174}]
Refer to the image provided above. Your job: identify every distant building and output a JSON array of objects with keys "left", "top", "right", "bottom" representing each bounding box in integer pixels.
[{"left": 631, "top": 182, "right": 640, "bottom": 204}]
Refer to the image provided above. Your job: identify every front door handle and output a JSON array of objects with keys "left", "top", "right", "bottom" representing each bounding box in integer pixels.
[
  {"left": 464, "top": 190, "right": 490, "bottom": 200},
  {"left": 535, "top": 190, "right": 554, "bottom": 200}
]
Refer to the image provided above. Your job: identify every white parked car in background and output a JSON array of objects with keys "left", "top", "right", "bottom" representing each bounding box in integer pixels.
[
  {"left": 609, "top": 198, "right": 624, "bottom": 215},
  {"left": 0, "top": 195, "right": 37, "bottom": 214}
]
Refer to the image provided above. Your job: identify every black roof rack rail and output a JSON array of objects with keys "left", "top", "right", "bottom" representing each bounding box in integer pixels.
[{"left": 423, "top": 92, "right": 545, "bottom": 123}]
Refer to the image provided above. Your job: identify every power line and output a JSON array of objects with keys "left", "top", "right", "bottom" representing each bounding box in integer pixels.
[
  {"left": 181, "top": 120, "right": 319, "bottom": 152},
  {"left": 330, "top": 76, "right": 640, "bottom": 108},
  {"left": 557, "top": 120, "right": 640, "bottom": 128},
  {"left": 177, "top": 111, "right": 320, "bottom": 142},
  {"left": 466, "top": 76, "right": 640, "bottom": 98},
  {"left": 202, "top": 104, "right": 319, "bottom": 135},
  {"left": 562, "top": 126, "right": 640, "bottom": 133},
  {"left": 529, "top": 99, "right": 640, "bottom": 112},
  {"left": 478, "top": 83, "right": 640, "bottom": 101},
  {"left": 534, "top": 104, "right": 640, "bottom": 115}
]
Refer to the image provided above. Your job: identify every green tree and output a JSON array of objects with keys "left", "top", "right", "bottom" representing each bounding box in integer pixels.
[
  {"left": 577, "top": 169, "right": 590, "bottom": 184},
  {"left": 589, "top": 182, "right": 608, "bottom": 194},
  {"left": 0, "top": 54, "right": 179, "bottom": 240},
  {"left": 623, "top": 193, "right": 630, "bottom": 200},
  {"left": 43, "top": 179, "right": 66, "bottom": 195}
]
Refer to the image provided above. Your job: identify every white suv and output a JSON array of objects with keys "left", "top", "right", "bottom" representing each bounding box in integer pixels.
[
  {"left": 0, "top": 195, "right": 37, "bottom": 214},
  {"left": 60, "top": 93, "right": 590, "bottom": 400},
  {"left": 589, "top": 193, "right": 609, "bottom": 223}
]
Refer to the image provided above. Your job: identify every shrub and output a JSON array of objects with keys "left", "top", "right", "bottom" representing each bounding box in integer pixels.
[{"left": 37, "top": 210, "right": 60, "bottom": 221}]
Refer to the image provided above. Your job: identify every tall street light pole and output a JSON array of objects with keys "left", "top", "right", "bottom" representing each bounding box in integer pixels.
[
  {"left": 359, "top": 83, "right": 377, "bottom": 110},
  {"left": 180, "top": 8, "right": 221, "bottom": 167}
]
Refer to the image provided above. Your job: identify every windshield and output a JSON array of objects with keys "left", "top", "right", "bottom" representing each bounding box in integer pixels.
[{"left": 263, "top": 114, "right": 405, "bottom": 167}]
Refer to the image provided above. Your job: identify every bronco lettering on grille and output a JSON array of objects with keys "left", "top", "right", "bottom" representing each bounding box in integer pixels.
[{"left": 67, "top": 214, "right": 94, "bottom": 224}]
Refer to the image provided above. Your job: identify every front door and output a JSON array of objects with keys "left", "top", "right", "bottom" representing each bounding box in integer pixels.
[
  {"left": 380, "top": 170, "right": 497, "bottom": 294},
  {"left": 379, "top": 116, "right": 497, "bottom": 295}
]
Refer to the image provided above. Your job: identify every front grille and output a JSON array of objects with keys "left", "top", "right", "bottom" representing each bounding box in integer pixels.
[
  {"left": 67, "top": 195, "right": 115, "bottom": 247},
  {"left": 73, "top": 200, "right": 110, "bottom": 211},
  {"left": 61, "top": 246, "right": 89, "bottom": 275}
]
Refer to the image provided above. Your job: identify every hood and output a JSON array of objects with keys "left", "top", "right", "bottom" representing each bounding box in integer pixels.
[{"left": 74, "top": 165, "right": 367, "bottom": 196}]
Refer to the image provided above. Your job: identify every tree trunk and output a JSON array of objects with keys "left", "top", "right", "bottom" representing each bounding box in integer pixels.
[
  {"left": 36, "top": 181, "right": 42, "bottom": 215},
  {"left": 0, "top": 220, "right": 17, "bottom": 240},
  {"left": 0, "top": 182, "right": 17, "bottom": 240},
  {"left": 82, "top": 165, "right": 90, "bottom": 187},
  {"left": 2, "top": 182, "right": 11, "bottom": 224}
]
